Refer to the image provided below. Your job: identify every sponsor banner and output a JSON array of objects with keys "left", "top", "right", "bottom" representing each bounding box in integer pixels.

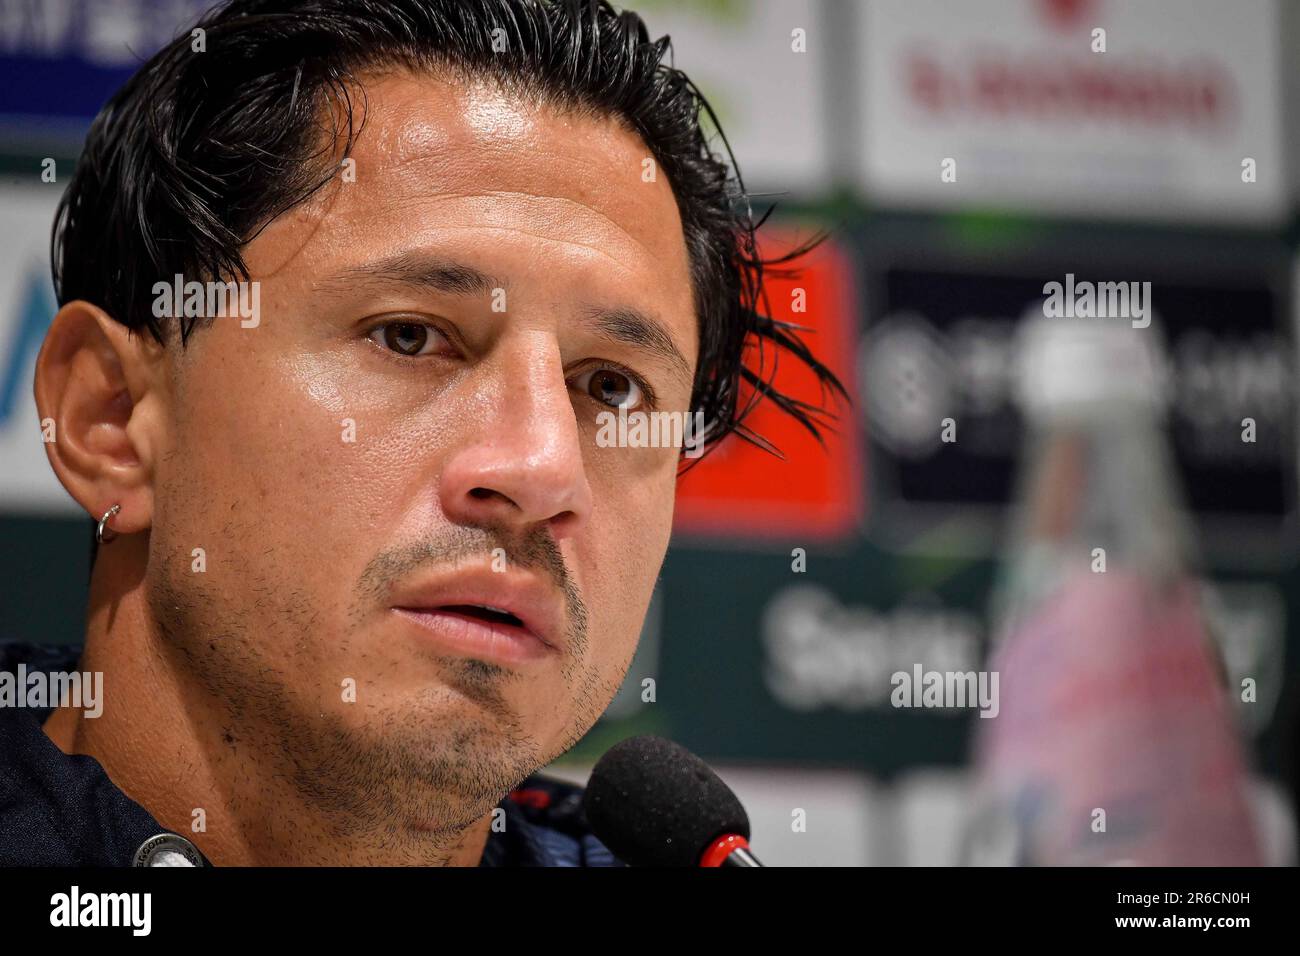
[
  {"left": 0, "top": 0, "right": 210, "bottom": 153},
  {"left": 856, "top": 225, "right": 1296, "bottom": 564},
  {"left": 568, "top": 542, "right": 1290, "bottom": 772},
  {"left": 857, "top": 0, "right": 1286, "bottom": 224},
  {"left": 672, "top": 228, "right": 863, "bottom": 542}
]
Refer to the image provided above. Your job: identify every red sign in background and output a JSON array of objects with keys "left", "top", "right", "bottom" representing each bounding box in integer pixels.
[{"left": 672, "top": 229, "right": 863, "bottom": 542}]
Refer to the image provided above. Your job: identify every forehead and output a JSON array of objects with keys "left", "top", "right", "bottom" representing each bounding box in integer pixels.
[
  {"left": 361, "top": 70, "right": 679, "bottom": 247},
  {"left": 251, "top": 68, "right": 696, "bottom": 347}
]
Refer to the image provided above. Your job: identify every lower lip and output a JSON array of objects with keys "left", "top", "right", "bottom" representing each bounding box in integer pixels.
[{"left": 393, "top": 608, "right": 556, "bottom": 664}]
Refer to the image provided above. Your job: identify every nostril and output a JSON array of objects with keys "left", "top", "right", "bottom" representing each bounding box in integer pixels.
[{"left": 469, "top": 487, "right": 517, "bottom": 508}]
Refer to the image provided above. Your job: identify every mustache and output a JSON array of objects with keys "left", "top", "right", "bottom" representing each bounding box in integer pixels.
[{"left": 356, "top": 524, "right": 588, "bottom": 643}]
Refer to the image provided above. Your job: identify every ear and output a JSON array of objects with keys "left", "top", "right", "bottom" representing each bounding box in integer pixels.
[{"left": 34, "top": 301, "right": 169, "bottom": 536}]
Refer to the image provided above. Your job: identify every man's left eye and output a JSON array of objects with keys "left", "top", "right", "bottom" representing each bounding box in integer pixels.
[
  {"left": 367, "top": 321, "right": 444, "bottom": 356},
  {"left": 574, "top": 367, "right": 645, "bottom": 410}
]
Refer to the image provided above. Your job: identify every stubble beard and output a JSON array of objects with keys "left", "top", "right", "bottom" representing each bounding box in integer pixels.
[{"left": 145, "top": 561, "right": 603, "bottom": 864}]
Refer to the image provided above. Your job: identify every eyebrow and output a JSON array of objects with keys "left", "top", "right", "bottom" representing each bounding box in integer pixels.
[
  {"left": 317, "top": 251, "right": 508, "bottom": 298},
  {"left": 581, "top": 305, "right": 693, "bottom": 386},
  {"left": 320, "top": 251, "right": 693, "bottom": 385}
]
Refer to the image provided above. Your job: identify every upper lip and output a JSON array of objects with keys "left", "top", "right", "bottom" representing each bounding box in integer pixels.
[{"left": 390, "top": 566, "right": 565, "bottom": 651}]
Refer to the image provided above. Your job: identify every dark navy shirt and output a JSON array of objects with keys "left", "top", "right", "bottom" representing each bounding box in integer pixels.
[{"left": 0, "top": 641, "right": 622, "bottom": 867}]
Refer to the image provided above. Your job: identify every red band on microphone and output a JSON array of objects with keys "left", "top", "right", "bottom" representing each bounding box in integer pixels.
[{"left": 699, "top": 833, "right": 750, "bottom": 867}]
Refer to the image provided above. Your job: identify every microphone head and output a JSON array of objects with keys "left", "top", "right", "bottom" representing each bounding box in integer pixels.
[{"left": 582, "top": 734, "right": 750, "bottom": 867}]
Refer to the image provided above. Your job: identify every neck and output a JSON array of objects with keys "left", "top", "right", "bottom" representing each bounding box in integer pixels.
[{"left": 41, "top": 535, "right": 495, "bottom": 866}]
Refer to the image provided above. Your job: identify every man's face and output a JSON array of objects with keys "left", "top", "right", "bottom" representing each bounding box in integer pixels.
[{"left": 146, "top": 70, "right": 697, "bottom": 835}]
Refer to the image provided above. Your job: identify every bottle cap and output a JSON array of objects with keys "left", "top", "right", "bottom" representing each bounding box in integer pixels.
[{"left": 1015, "top": 315, "right": 1167, "bottom": 420}]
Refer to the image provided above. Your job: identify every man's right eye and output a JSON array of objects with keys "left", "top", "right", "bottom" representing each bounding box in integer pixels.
[{"left": 366, "top": 321, "right": 445, "bottom": 357}]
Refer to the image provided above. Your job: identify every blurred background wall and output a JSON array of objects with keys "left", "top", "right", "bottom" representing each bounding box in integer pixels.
[{"left": 0, "top": 0, "right": 1296, "bottom": 865}]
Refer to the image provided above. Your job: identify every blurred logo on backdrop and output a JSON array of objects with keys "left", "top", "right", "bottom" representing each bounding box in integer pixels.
[
  {"left": 761, "top": 585, "right": 984, "bottom": 713},
  {"left": 859, "top": 262, "right": 1295, "bottom": 564},
  {"left": 858, "top": 0, "right": 1285, "bottom": 224},
  {"left": 1037, "top": 0, "right": 1097, "bottom": 30}
]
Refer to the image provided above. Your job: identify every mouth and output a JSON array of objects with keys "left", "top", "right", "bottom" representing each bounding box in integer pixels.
[
  {"left": 436, "top": 604, "right": 526, "bottom": 627},
  {"left": 395, "top": 605, "right": 554, "bottom": 665},
  {"left": 390, "top": 574, "right": 564, "bottom": 666}
]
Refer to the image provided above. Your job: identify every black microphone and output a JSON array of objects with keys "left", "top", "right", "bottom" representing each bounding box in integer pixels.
[{"left": 582, "top": 734, "right": 763, "bottom": 867}]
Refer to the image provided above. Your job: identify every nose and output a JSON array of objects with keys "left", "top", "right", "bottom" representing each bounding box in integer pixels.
[{"left": 438, "top": 342, "right": 592, "bottom": 541}]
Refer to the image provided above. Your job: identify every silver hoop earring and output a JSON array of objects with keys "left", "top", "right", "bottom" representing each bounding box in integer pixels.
[{"left": 96, "top": 504, "right": 121, "bottom": 545}]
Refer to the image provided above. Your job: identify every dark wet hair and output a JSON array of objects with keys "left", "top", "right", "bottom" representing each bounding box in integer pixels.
[{"left": 54, "top": 0, "right": 845, "bottom": 463}]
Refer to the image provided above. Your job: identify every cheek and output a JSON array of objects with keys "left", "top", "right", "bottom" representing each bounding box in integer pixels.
[
  {"left": 583, "top": 473, "right": 676, "bottom": 660},
  {"left": 209, "top": 332, "right": 447, "bottom": 490},
  {"left": 157, "top": 340, "right": 435, "bottom": 600}
]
